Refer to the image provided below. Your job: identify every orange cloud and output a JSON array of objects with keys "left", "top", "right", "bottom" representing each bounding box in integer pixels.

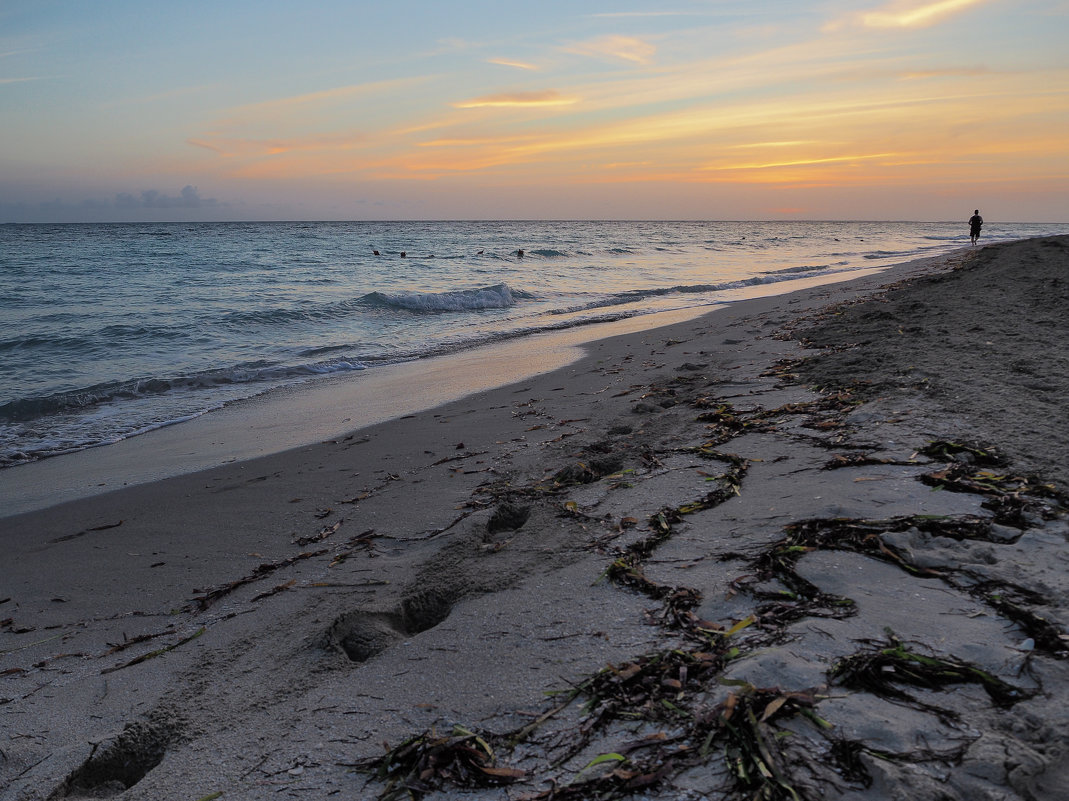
[
  {"left": 419, "top": 135, "right": 539, "bottom": 147},
  {"left": 710, "top": 152, "right": 902, "bottom": 171},
  {"left": 180, "top": 21, "right": 1063, "bottom": 202},
  {"left": 599, "top": 161, "right": 653, "bottom": 169},
  {"left": 452, "top": 90, "right": 579, "bottom": 108},
  {"left": 728, "top": 140, "right": 827, "bottom": 149}
]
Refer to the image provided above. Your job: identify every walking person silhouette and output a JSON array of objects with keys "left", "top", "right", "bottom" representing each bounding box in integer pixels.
[{"left": 969, "top": 209, "right": 984, "bottom": 245}]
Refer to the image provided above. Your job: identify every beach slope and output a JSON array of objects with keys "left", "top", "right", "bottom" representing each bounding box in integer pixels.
[{"left": 2, "top": 237, "right": 1067, "bottom": 801}]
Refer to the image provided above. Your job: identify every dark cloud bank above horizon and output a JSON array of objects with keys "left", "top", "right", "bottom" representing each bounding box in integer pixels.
[{"left": 1, "top": 185, "right": 223, "bottom": 223}]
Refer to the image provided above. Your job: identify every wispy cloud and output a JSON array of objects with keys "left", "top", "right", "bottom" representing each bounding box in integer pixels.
[
  {"left": 728, "top": 140, "right": 827, "bottom": 149},
  {"left": 561, "top": 35, "right": 657, "bottom": 66},
  {"left": 487, "top": 58, "right": 539, "bottom": 71},
  {"left": 216, "top": 77, "right": 429, "bottom": 128},
  {"left": 0, "top": 76, "right": 44, "bottom": 85},
  {"left": 898, "top": 66, "right": 990, "bottom": 79},
  {"left": 419, "top": 135, "right": 539, "bottom": 147},
  {"left": 866, "top": 0, "right": 990, "bottom": 28},
  {"left": 187, "top": 138, "right": 226, "bottom": 155},
  {"left": 708, "top": 152, "right": 901, "bottom": 171},
  {"left": 187, "top": 131, "right": 367, "bottom": 159},
  {"left": 828, "top": 0, "right": 992, "bottom": 31},
  {"left": 587, "top": 11, "right": 703, "bottom": 18},
  {"left": 156, "top": 1, "right": 1063, "bottom": 199},
  {"left": 386, "top": 73, "right": 1050, "bottom": 184},
  {"left": 452, "top": 90, "right": 579, "bottom": 109}
]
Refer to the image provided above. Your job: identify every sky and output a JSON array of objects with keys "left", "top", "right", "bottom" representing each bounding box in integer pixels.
[{"left": 1, "top": 0, "right": 1067, "bottom": 222}]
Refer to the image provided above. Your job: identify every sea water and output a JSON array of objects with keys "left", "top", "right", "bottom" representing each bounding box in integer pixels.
[{"left": 2, "top": 219, "right": 1066, "bottom": 468}]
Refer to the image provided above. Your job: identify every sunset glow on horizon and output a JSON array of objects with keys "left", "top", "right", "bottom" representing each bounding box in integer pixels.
[{"left": 1, "top": 0, "right": 1066, "bottom": 222}]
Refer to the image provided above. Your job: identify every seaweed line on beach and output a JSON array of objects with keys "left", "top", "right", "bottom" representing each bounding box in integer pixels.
[
  {"left": 341, "top": 395, "right": 827, "bottom": 798},
  {"left": 350, "top": 346, "right": 1069, "bottom": 800},
  {"left": 20, "top": 343, "right": 1067, "bottom": 801},
  {"left": 349, "top": 384, "right": 839, "bottom": 799}
]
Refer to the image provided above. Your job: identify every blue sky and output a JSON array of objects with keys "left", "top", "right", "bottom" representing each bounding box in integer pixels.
[{"left": 2, "top": 0, "right": 1067, "bottom": 221}]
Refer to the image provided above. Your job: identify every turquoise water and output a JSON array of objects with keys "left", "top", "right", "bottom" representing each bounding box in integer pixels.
[{"left": 2, "top": 219, "right": 1065, "bottom": 466}]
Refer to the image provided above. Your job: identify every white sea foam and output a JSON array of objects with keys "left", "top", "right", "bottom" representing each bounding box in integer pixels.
[{"left": 361, "top": 283, "right": 522, "bottom": 312}]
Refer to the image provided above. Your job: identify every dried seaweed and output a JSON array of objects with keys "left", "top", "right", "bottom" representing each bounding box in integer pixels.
[
  {"left": 756, "top": 517, "right": 948, "bottom": 580},
  {"left": 822, "top": 453, "right": 919, "bottom": 470},
  {"left": 572, "top": 446, "right": 749, "bottom": 650},
  {"left": 919, "top": 440, "right": 1006, "bottom": 467},
  {"left": 352, "top": 725, "right": 524, "bottom": 800},
  {"left": 710, "top": 684, "right": 819, "bottom": 801},
  {"left": 553, "top": 457, "right": 625, "bottom": 487},
  {"left": 524, "top": 674, "right": 830, "bottom": 801},
  {"left": 101, "top": 628, "right": 205, "bottom": 675},
  {"left": 188, "top": 549, "right": 328, "bottom": 610},
  {"left": 352, "top": 379, "right": 1065, "bottom": 801},
  {"left": 830, "top": 636, "right": 1031, "bottom": 709},
  {"left": 980, "top": 592, "right": 1069, "bottom": 659},
  {"left": 518, "top": 763, "right": 672, "bottom": 800},
  {"left": 294, "top": 519, "right": 342, "bottom": 546},
  {"left": 576, "top": 649, "right": 726, "bottom": 726},
  {"left": 103, "top": 628, "right": 177, "bottom": 655},
  {"left": 919, "top": 458, "right": 1060, "bottom": 526},
  {"left": 693, "top": 403, "right": 763, "bottom": 443}
]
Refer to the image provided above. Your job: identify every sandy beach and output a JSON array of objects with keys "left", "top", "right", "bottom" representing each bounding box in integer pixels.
[{"left": 2, "top": 237, "right": 1067, "bottom": 800}]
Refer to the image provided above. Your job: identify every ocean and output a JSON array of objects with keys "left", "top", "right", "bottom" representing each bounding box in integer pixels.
[{"left": 2, "top": 219, "right": 1066, "bottom": 469}]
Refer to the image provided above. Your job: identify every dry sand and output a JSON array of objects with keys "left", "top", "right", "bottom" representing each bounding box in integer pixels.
[{"left": 2, "top": 237, "right": 1067, "bottom": 801}]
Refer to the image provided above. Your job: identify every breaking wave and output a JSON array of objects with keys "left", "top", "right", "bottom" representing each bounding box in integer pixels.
[
  {"left": 548, "top": 264, "right": 864, "bottom": 315},
  {"left": 0, "top": 360, "right": 367, "bottom": 426},
  {"left": 359, "top": 283, "right": 530, "bottom": 312}
]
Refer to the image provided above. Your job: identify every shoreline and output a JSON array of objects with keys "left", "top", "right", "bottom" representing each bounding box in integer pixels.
[
  {"left": 2, "top": 239, "right": 1067, "bottom": 801},
  {"left": 0, "top": 267, "right": 889, "bottom": 519}
]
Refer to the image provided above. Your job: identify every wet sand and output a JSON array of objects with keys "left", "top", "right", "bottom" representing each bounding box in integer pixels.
[{"left": 1, "top": 237, "right": 1067, "bottom": 801}]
